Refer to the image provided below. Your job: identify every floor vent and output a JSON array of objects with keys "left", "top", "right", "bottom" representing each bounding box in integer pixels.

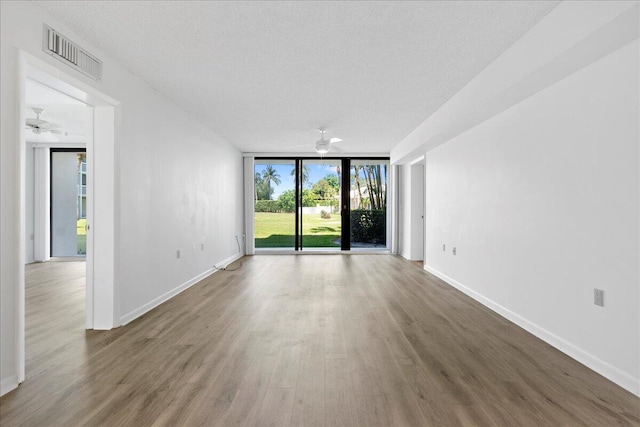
[{"left": 42, "top": 25, "right": 102, "bottom": 81}]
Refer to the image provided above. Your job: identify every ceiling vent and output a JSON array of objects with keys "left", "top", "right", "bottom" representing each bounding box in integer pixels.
[{"left": 42, "top": 25, "right": 102, "bottom": 81}]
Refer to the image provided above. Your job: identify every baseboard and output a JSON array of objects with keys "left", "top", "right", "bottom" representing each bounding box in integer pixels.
[
  {"left": 424, "top": 265, "right": 640, "bottom": 397},
  {"left": 120, "top": 252, "right": 244, "bottom": 326},
  {"left": 1, "top": 375, "right": 19, "bottom": 397}
]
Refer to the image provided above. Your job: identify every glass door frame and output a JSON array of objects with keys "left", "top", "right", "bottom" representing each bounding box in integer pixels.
[
  {"left": 50, "top": 147, "right": 87, "bottom": 257},
  {"left": 255, "top": 156, "right": 390, "bottom": 252}
]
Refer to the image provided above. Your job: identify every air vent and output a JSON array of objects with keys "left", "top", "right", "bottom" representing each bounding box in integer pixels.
[{"left": 42, "top": 25, "right": 102, "bottom": 81}]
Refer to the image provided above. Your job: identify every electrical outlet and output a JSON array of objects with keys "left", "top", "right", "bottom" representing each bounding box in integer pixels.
[
  {"left": 201, "top": 243, "right": 204, "bottom": 251},
  {"left": 594, "top": 289, "right": 604, "bottom": 307},
  {"left": 442, "top": 244, "right": 446, "bottom": 251},
  {"left": 176, "top": 250, "right": 181, "bottom": 259},
  {"left": 452, "top": 247, "right": 456, "bottom": 255}
]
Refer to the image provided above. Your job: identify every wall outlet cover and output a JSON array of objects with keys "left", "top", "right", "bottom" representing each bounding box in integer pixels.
[{"left": 594, "top": 288, "right": 604, "bottom": 307}]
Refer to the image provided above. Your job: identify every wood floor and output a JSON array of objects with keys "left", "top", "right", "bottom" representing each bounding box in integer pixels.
[{"left": 1, "top": 255, "right": 638, "bottom": 426}]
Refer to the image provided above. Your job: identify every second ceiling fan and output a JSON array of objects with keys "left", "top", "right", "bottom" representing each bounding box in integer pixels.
[{"left": 26, "top": 108, "right": 66, "bottom": 135}]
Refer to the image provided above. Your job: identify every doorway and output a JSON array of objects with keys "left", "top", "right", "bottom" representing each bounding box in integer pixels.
[
  {"left": 16, "top": 52, "right": 119, "bottom": 387},
  {"left": 24, "top": 79, "right": 92, "bottom": 383}
]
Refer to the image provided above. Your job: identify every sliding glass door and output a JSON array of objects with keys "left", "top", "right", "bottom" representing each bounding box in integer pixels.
[
  {"left": 51, "top": 149, "right": 87, "bottom": 257},
  {"left": 349, "top": 160, "right": 388, "bottom": 248},
  {"left": 254, "top": 157, "right": 389, "bottom": 251},
  {"left": 254, "top": 160, "right": 296, "bottom": 249},
  {"left": 300, "top": 159, "right": 341, "bottom": 250}
]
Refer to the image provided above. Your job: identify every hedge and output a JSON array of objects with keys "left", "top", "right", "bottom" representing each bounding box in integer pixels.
[
  {"left": 255, "top": 200, "right": 281, "bottom": 213},
  {"left": 350, "top": 209, "right": 385, "bottom": 244}
]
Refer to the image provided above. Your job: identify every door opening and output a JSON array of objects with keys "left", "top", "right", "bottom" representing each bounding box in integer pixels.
[{"left": 17, "top": 52, "right": 119, "bottom": 387}]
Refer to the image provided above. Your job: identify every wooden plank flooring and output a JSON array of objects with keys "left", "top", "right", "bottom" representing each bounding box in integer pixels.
[{"left": 1, "top": 255, "right": 638, "bottom": 426}]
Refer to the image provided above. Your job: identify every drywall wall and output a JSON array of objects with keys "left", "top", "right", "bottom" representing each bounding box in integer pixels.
[
  {"left": 25, "top": 147, "right": 35, "bottom": 264},
  {"left": 0, "top": 1, "right": 22, "bottom": 395},
  {"left": 424, "top": 39, "right": 639, "bottom": 394},
  {"left": 398, "top": 164, "right": 412, "bottom": 259},
  {"left": 409, "top": 162, "right": 424, "bottom": 261},
  {"left": 1, "top": 1, "right": 243, "bottom": 395},
  {"left": 398, "top": 161, "right": 425, "bottom": 261}
]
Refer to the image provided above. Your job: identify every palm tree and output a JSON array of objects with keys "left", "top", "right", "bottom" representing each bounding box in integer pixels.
[
  {"left": 352, "top": 165, "right": 364, "bottom": 209},
  {"left": 290, "top": 165, "right": 310, "bottom": 187},
  {"left": 255, "top": 172, "right": 271, "bottom": 201},
  {"left": 262, "top": 165, "right": 281, "bottom": 197}
]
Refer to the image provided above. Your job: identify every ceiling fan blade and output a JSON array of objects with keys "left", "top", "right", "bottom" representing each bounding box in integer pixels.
[
  {"left": 331, "top": 145, "right": 345, "bottom": 153},
  {"left": 26, "top": 118, "right": 48, "bottom": 127},
  {"left": 329, "top": 138, "right": 342, "bottom": 143}
]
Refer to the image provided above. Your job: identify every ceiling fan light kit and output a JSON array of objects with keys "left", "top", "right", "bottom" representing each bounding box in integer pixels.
[
  {"left": 315, "top": 139, "right": 330, "bottom": 154},
  {"left": 314, "top": 127, "right": 342, "bottom": 154}
]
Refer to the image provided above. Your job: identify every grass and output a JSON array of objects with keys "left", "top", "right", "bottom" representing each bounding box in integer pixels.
[
  {"left": 77, "top": 218, "right": 86, "bottom": 255},
  {"left": 255, "top": 212, "right": 341, "bottom": 248}
]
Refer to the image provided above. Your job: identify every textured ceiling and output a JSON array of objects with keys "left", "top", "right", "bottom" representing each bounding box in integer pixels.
[{"left": 33, "top": 1, "right": 559, "bottom": 154}]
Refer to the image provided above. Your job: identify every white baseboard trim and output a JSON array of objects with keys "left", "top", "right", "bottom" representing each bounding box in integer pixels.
[
  {"left": 424, "top": 265, "right": 640, "bottom": 397},
  {"left": 1, "top": 375, "right": 19, "bottom": 397},
  {"left": 120, "top": 252, "right": 244, "bottom": 326}
]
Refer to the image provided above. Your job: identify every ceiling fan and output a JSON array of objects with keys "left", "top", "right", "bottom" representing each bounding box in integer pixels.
[
  {"left": 25, "top": 107, "right": 67, "bottom": 135},
  {"left": 315, "top": 127, "right": 343, "bottom": 154}
]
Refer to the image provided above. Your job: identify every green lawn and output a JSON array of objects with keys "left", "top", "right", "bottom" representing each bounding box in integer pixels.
[
  {"left": 255, "top": 212, "right": 341, "bottom": 248},
  {"left": 77, "top": 218, "right": 86, "bottom": 255}
]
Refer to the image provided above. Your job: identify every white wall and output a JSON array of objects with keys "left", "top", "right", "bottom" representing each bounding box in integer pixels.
[
  {"left": 425, "top": 39, "right": 639, "bottom": 394},
  {"left": 391, "top": 1, "right": 639, "bottom": 396},
  {"left": 398, "top": 161, "right": 425, "bottom": 261},
  {"left": 398, "top": 164, "right": 412, "bottom": 259},
  {"left": 25, "top": 147, "right": 35, "bottom": 263},
  {"left": 1, "top": 1, "right": 244, "bottom": 395},
  {"left": 409, "top": 162, "right": 424, "bottom": 261}
]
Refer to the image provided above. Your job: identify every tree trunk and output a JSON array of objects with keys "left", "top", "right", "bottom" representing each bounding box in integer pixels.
[
  {"left": 364, "top": 166, "right": 376, "bottom": 210},
  {"left": 353, "top": 166, "right": 364, "bottom": 209}
]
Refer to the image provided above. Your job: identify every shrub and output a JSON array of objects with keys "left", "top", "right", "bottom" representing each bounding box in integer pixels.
[
  {"left": 255, "top": 200, "right": 280, "bottom": 213},
  {"left": 350, "top": 209, "right": 385, "bottom": 244},
  {"left": 277, "top": 190, "right": 295, "bottom": 212},
  {"left": 320, "top": 210, "right": 331, "bottom": 219},
  {"left": 275, "top": 189, "right": 318, "bottom": 213}
]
